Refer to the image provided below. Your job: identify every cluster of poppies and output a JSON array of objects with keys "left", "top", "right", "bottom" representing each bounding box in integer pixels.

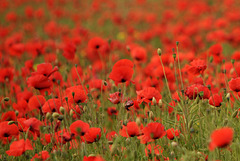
[{"left": 0, "top": 0, "right": 239, "bottom": 160}]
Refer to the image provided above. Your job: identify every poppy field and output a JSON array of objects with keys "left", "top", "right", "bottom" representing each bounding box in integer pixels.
[{"left": 1, "top": 0, "right": 240, "bottom": 160}]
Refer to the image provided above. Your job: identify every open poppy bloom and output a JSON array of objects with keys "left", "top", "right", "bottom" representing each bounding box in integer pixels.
[
  {"left": 166, "top": 128, "right": 180, "bottom": 140},
  {"left": 31, "top": 151, "right": 50, "bottom": 161},
  {"left": 83, "top": 155, "right": 105, "bottom": 161},
  {"left": 6, "top": 139, "right": 33, "bottom": 156},
  {"left": 108, "top": 92, "right": 122, "bottom": 104},
  {"left": 209, "top": 127, "right": 234, "bottom": 151},
  {"left": 109, "top": 59, "right": 134, "bottom": 86},
  {"left": 0, "top": 121, "right": 19, "bottom": 139},
  {"left": 229, "top": 77, "right": 240, "bottom": 92},
  {"left": 70, "top": 120, "right": 90, "bottom": 136},
  {"left": 119, "top": 121, "right": 142, "bottom": 137},
  {"left": 209, "top": 94, "right": 223, "bottom": 107},
  {"left": 185, "top": 84, "right": 210, "bottom": 99},
  {"left": 136, "top": 87, "right": 162, "bottom": 104},
  {"left": 84, "top": 127, "right": 101, "bottom": 143},
  {"left": 138, "top": 122, "right": 166, "bottom": 144},
  {"left": 185, "top": 59, "right": 207, "bottom": 75}
]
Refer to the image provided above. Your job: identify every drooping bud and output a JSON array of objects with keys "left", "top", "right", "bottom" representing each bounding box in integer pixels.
[
  {"left": 149, "top": 111, "right": 154, "bottom": 120},
  {"left": 8, "top": 121, "right": 15, "bottom": 125},
  {"left": 60, "top": 106, "right": 65, "bottom": 114},
  {"left": 152, "top": 97, "right": 157, "bottom": 105},
  {"left": 52, "top": 112, "right": 60, "bottom": 119},
  {"left": 46, "top": 112, "right": 51, "bottom": 120},
  {"left": 3, "top": 97, "right": 9, "bottom": 102},
  {"left": 231, "top": 59, "right": 235, "bottom": 65},
  {"left": 136, "top": 117, "right": 141, "bottom": 126},
  {"left": 158, "top": 99, "right": 163, "bottom": 108},
  {"left": 157, "top": 48, "right": 162, "bottom": 56}
]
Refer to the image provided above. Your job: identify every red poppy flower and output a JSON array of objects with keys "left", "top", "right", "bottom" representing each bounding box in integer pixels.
[
  {"left": 13, "top": 99, "right": 30, "bottom": 117},
  {"left": 185, "top": 84, "right": 210, "bottom": 99},
  {"left": 209, "top": 94, "right": 223, "bottom": 107},
  {"left": 83, "top": 156, "right": 105, "bottom": 161},
  {"left": 0, "top": 68, "right": 14, "bottom": 83},
  {"left": 1, "top": 111, "right": 17, "bottom": 121},
  {"left": 31, "top": 151, "right": 50, "bottom": 161},
  {"left": 106, "top": 131, "right": 117, "bottom": 141},
  {"left": 229, "top": 77, "right": 240, "bottom": 92},
  {"left": 28, "top": 95, "right": 46, "bottom": 111},
  {"left": 24, "top": 118, "right": 43, "bottom": 137},
  {"left": 186, "top": 59, "right": 207, "bottom": 75},
  {"left": 0, "top": 121, "right": 19, "bottom": 139},
  {"left": 84, "top": 127, "right": 101, "bottom": 143},
  {"left": 107, "top": 107, "right": 118, "bottom": 116},
  {"left": 166, "top": 128, "right": 180, "bottom": 140},
  {"left": 35, "top": 63, "right": 58, "bottom": 77},
  {"left": 137, "top": 87, "right": 162, "bottom": 104},
  {"left": 119, "top": 121, "right": 142, "bottom": 137},
  {"left": 139, "top": 122, "right": 166, "bottom": 143},
  {"left": 66, "top": 86, "right": 87, "bottom": 104},
  {"left": 109, "top": 66, "right": 134, "bottom": 86},
  {"left": 131, "top": 46, "right": 147, "bottom": 62},
  {"left": 209, "top": 127, "right": 234, "bottom": 151},
  {"left": 6, "top": 139, "right": 33, "bottom": 156},
  {"left": 70, "top": 120, "right": 90, "bottom": 136},
  {"left": 41, "top": 99, "right": 61, "bottom": 114},
  {"left": 62, "top": 41, "right": 76, "bottom": 60},
  {"left": 27, "top": 74, "right": 53, "bottom": 93},
  {"left": 16, "top": 90, "right": 33, "bottom": 102},
  {"left": 108, "top": 92, "right": 122, "bottom": 104}
]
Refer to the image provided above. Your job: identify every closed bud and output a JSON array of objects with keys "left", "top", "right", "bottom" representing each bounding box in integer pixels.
[
  {"left": 103, "top": 81, "right": 108, "bottom": 86},
  {"left": 15, "top": 110, "right": 19, "bottom": 116},
  {"left": 152, "top": 97, "right": 157, "bottom": 105},
  {"left": 136, "top": 117, "right": 141, "bottom": 126},
  {"left": 158, "top": 99, "right": 163, "bottom": 107},
  {"left": 65, "top": 97, "right": 68, "bottom": 102},
  {"left": 157, "top": 48, "right": 162, "bottom": 56},
  {"left": 232, "top": 109, "right": 239, "bottom": 118},
  {"left": 173, "top": 53, "right": 176, "bottom": 60},
  {"left": 58, "top": 115, "right": 64, "bottom": 121},
  {"left": 226, "top": 93, "right": 230, "bottom": 100},
  {"left": 149, "top": 111, "right": 154, "bottom": 120},
  {"left": 108, "top": 141, "right": 113, "bottom": 145},
  {"left": 126, "top": 46, "right": 130, "bottom": 52},
  {"left": 231, "top": 59, "right": 235, "bottom": 64},
  {"left": 60, "top": 106, "right": 65, "bottom": 114},
  {"left": 52, "top": 112, "right": 60, "bottom": 119},
  {"left": 70, "top": 109, "right": 74, "bottom": 117},
  {"left": 72, "top": 92, "right": 75, "bottom": 98},
  {"left": 3, "top": 97, "right": 9, "bottom": 101},
  {"left": 8, "top": 121, "right": 15, "bottom": 125},
  {"left": 89, "top": 154, "right": 96, "bottom": 157},
  {"left": 75, "top": 64, "right": 77, "bottom": 67},
  {"left": 176, "top": 41, "right": 179, "bottom": 46},
  {"left": 171, "top": 141, "right": 178, "bottom": 147},
  {"left": 209, "top": 56, "right": 213, "bottom": 63},
  {"left": 46, "top": 112, "right": 51, "bottom": 120}
]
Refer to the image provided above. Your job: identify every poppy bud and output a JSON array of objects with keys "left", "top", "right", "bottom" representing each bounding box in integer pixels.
[
  {"left": 15, "top": 110, "right": 19, "bottom": 116},
  {"left": 222, "top": 59, "right": 225, "bottom": 63},
  {"left": 136, "top": 117, "right": 141, "bottom": 126},
  {"left": 176, "top": 41, "right": 179, "bottom": 46},
  {"left": 65, "top": 97, "right": 68, "bottom": 102},
  {"left": 89, "top": 154, "right": 96, "bottom": 157},
  {"left": 8, "top": 121, "right": 15, "bottom": 125},
  {"left": 232, "top": 109, "right": 238, "bottom": 118},
  {"left": 52, "top": 112, "right": 59, "bottom": 119},
  {"left": 103, "top": 81, "right": 108, "bottom": 86},
  {"left": 149, "top": 111, "right": 154, "bottom": 120},
  {"left": 58, "top": 115, "right": 64, "bottom": 121},
  {"left": 226, "top": 93, "right": 230, "bottom": 100},
  {"left": 60, "top": 106, "right": 65, "bottom": 114},
  {"left": 4, "top": 97, "right": 9, "bottom": 101},
  {"left": 46, "top": 112, "right": 51, "bottom": 120},
  {"left": 173, "top": 53, "right": 176, "bottom": 60},
  {"left": 75, "top": 64, "right": 77, "bottom": 67},
  {"left": 171, "top": 141, "right": 178, "bottom": 147},
  {"left": 209, "top": 56, "right": 213, "bottom": 63},
  {"left": 231, "top": 59, "right": 235, "bottom": 64},
  {"left": 108, "top": 141, "right": 113, "bottom": 145},
  {"left": 157, "top": 48, "right": 162, "bottom": 56},
  {"left": 108, "top": 39, "right": 112, "bottom": 45},
  {"left": 72, "top": 92, "right": 75, "bottom": 98},
  {"left": 69, "top": 109, "right": 73, "bottom": 117},
  {"left": 152, "top": 97, "right": 157, "bottom": 105},
  {"left": 158, "top": 99, "right": 162, "bottom": 107}
]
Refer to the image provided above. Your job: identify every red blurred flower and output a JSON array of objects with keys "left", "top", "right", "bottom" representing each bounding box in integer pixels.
[
  {"left": 185, "top": 84, "right": 210, "bottom": 99},
  {"left": 186, "top": 59, "right": 207, "bottom": 75},
  {"left": 0, "top": 121, "right": 19, "bottom": 139},
  {"left": 108, "top": 92, "right": 122, "bottom": 104},
  {"left": 31, "top": 151, "right": 50, "bottom": 161},
  {"left": 6, "top": 139, "right": 33, "bottom": 156},
  {"left": 139, "top": 122, "right": 166, "bottom": 143},
  {"left": 107, "top": 107, "right": 118, "bottom": 116},
  {"left": 209, "top": 94, "right": 223, "bottom": 107},
  {"left": 70, "top": 120, "right": 90, "bottom": 136},
  {"left": 83, "top": 156, "right": 105, "bottom": 161},
  {"left": 166, "top": 128, "right": 180, "bottom": 140},
  {"left": 84, "top": 127, "right": 101, "bottom": 143},
  {"left": 137, "top": 87, "right": 162, "bottom": 104},
  {"left": 66, "top": 86, "right": 87, "bottom": 104},
  {"left": 229, "top": 77, "right": 240, "bottom": 92},
  {"left": 209, "top": 127, "right": 234, "bottom": 151},
  {"left": 119, "top": 121, "right": 142, "bottom": 137}
]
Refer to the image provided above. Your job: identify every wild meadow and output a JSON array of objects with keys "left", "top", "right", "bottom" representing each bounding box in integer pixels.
[{"left": 0, "top": 0, "right": 240, "bottom": 160}]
